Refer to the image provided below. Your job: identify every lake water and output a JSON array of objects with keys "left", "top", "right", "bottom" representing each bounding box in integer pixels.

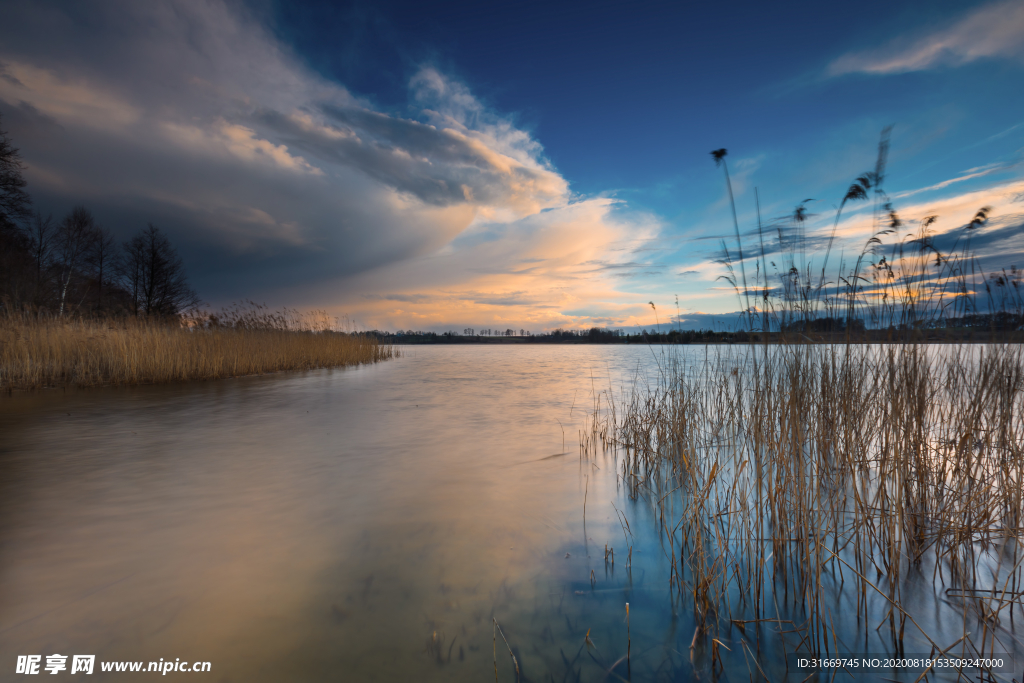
[
  {"left": 1, "top": 345, "right": 1019, "bottom": 682},
  {"left": 0, "top": 346, "right": 675, "bottom": 682}
]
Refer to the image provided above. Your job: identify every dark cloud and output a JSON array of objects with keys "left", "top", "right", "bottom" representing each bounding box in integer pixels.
[
  {"left": 252, "top": 103, "right": 564, "bottom": 210},
  {"left": 0, "top": 0, "right": 566, "bottom": 305}
]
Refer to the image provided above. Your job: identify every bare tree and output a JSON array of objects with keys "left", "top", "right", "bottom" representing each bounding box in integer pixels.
[
  {"left": 0, "top": 112, "right": 31, "bottom": 230},
  {"left": 27, "top": 212, "right": 55, "bottom": 305},
  {"left": 85, "top": 225, "right": 117, "bottom": 311},
  {"left": 55, "top": 206, "right": 95, "bottom": 316},
  {"left": 0, "top": 112, "right": 33, "bottom": 307},
  {"left": 121, "top": 223, "right": 199, "bottom": 317}
]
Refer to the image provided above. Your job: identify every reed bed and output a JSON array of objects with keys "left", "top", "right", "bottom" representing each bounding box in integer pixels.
[
  {"left": 1, "top": 311, "right": 394, "bottom": 390},
  {"left": 583, "top": 340, "right": 1024, "bottom": 674},
  {"left": 579, "top": 136, "right": 1024, "bottom": 675}
]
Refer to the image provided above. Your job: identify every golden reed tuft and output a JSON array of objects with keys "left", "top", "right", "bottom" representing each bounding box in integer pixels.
[{"left": 1, "top": 312, "right": 394, "bottom": 391}]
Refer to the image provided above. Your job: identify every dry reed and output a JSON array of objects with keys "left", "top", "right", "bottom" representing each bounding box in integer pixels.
[
  {"left": 566, "top": 136, "right": 1024, "bottom": 678},
  {"left": 583, "top": 136, "right": 1024, "bottom": 673},
  {"left": 584, "top": 340, "right": 1024, "bottom": 671},
  {"left": 1, "top": 311, "right": 394, "bottom": 390}
]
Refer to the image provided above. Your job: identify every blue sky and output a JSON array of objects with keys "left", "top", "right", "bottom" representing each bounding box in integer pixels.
[{"left": 1, "top": 0, "right": 1022, "bottom": 330}]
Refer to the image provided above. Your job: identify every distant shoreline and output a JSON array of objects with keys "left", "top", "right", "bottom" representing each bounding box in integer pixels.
[{"left": 384, "top": 330, "right": 1024, "bottom": 345}]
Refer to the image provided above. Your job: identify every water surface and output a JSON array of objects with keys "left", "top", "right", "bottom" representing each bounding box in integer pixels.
[
  {"left": 1, "top": 346, "right": 680, "bottom": 681},
  {"left": 3, "top": 345, "right": 1018, "bottom": 682}
]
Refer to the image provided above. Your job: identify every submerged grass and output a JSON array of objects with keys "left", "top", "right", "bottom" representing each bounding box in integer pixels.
[
  {"left": 584, "top": 341, "right": 1024, "bottom": 675},
  {"left": 1, "top": 311, "right": 394, "bottom": 390}
]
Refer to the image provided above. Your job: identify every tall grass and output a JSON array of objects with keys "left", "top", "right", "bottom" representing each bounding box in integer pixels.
[
  {"left": 1, "top": 309, "right": 393, "bottom": 390},
  {"left": 589, "top": 342, "right": 1023, "bottom": 665},
  {"left": 582, "top": 138, "right": 1024, "bottom": 674},
  {"left": 713, "top": 133, "right": 1023, "bottom": 337}
]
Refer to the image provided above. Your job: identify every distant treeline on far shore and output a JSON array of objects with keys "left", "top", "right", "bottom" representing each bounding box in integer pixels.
[{"left": 367, "top": 313, "right": 1024, "bottom": 345}]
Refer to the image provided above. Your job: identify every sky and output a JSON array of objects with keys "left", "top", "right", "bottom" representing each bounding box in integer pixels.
[{"left": 1, "top": 0, "right": 1022, "bottom": 332}]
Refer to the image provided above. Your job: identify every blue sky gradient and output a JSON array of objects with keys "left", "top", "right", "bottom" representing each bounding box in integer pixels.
[{"left": 1, "top": 0, "right": 1022, "bottom": 330}]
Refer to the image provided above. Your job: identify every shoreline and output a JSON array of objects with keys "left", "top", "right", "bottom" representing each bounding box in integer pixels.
[{"left": 1, "top": 315, "right": 395, "bottom": 392}]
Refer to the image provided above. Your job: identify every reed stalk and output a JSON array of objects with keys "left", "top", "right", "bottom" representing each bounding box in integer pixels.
[
  {"left": 576, "top": 139, "right": 1024, "bottom": 672},
  {"left": 587, "top": 339, "right": 1022, "bottom": 669}
]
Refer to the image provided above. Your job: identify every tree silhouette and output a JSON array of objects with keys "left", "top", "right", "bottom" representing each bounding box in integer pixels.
[
  {"left": 55, "top": 206, "right": 96, "bottom": 316},
  {"left": 0, "top": 112, "right": 31, "bottom": 230},
  {"left": 0, "top": 112, "right": 33, "bottom": 306},
  {"left": 121, "top": 223, "right": 199, "bottom": 316},
  {"left": 86, "top": 225, "right": 117, "bottom": 311}
]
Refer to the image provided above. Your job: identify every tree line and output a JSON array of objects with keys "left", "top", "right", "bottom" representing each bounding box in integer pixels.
[
  {"left": 0, "top": 113, "right": 199, "bottom": 317},
  {"left": 366, "top": 327, "right": 754, "bottom": 344}
]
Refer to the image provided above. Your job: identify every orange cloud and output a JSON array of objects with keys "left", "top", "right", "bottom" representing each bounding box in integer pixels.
[{"left": 323, "top": 198, "right": 665, "bottom": 331}]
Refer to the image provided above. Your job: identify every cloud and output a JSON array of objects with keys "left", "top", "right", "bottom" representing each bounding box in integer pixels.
[
  {"left": 0, "top": 0, "right": 639, "bottom": 319},
  {"left": 271, "top": 100, "right": 566, "bottom": 215},
  {"left": 579, "top": 260, "right": 666, "bottom": 277},
  {"left": 890, "top": 161, "right": 1019, "bottom": 200},
  {"left": 829, "top": 1, "right": 1024, "bottom": 76},
  {"left": 18, "top": 2, "right": 1019, "bottom": 332},
  {"left": 0, "top": 0, "right": 674, "bottom": 330},
  {"left": 827, "top": 177, "right": 1024, "bottom": 244},
  {"left": 331, "top": 198, "right": 664, "bottom": 331},
  {"left": 669, "top": 312, "right": 747, "bottom": 332},
  {"left": 0, "top": 61, "right": 141, "bottom": 129}
]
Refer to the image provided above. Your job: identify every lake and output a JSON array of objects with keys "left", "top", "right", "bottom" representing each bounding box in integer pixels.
[
  {"left": 1, "top": 344, "right": 1019, "bottom": 681},
  {"left": 1, "top": 346, "right": 680, "bottom": 681}
]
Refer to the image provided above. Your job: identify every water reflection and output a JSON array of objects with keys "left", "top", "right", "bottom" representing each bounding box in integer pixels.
[
  {"left": 0, "top": 347, "right": 672, "bottom": 681},
  {"left": 3, "top": 346, "right": 1017, "bottom": 681}
]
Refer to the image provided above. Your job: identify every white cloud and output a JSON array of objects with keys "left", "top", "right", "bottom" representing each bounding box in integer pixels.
[
  {"left": 890, "top": 161, "right": 1019, "bottom": 199},
  {"left": 829, "top": 0, "right": 1024, "bottom": 76}
]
